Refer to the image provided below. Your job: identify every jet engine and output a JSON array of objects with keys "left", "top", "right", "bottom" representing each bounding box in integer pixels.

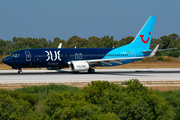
[{"left": 68, "top": 61, "right": 90, "bottom": 72}]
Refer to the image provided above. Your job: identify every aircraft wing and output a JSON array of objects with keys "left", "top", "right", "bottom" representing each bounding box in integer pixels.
[{"left": 87, "top": 57, "right": 143, "bottom": 66}]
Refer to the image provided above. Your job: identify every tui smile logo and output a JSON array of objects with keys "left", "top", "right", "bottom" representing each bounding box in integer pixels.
[{"left": 140, "top": 32, "right": 151, "bottom": 44}]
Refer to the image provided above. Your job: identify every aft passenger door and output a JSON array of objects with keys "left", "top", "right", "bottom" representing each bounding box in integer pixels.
[{"left": 132, "top": 50, "right": 136, "bottom": 57}]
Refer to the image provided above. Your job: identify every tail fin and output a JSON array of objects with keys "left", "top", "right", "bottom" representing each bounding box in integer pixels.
[{"left": 130, "top": 16, "right": 156, "bottom": 50}]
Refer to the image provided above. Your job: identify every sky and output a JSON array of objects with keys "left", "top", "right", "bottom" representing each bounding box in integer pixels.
[{"left": 0, "top": 0, "right": 179, "bottom": 41}]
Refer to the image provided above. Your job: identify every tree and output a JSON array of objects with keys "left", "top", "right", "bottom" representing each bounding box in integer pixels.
[
  {"left": 100, "top": 36, "right": 114, "bottom": 48},
  {"left": 0, "top": 81, "right": 177, "bottom": 119},
  {"left": 0, "top": 33, "right": 180, "bottom": 56},
  {"left": 168, "top": 33, "right": 179, "bottom": 40},
  {"left": 82, "top": 80, "right": 176, "bottom": 119},
  {"left": 150, "top": 38, "right": 163, "bottom": 49},
  {"left": 0, "top": 39, "right": 6, "bottom": 47},
  {"left": 168, "top": 40, "right": 178, "bottom": 48},
  {"left": 53, "top": 37, "right": 66, "bottom": 48},
  {"left": 0, "top": 39, "right": 6, "bottom": 55},
  {"left": 161, "top": 35, "right": 171, "bottom": 49},
  {"left": 168, "top": 51, "right": 179, "bottom": 57},
  {"left": 119, "top": 36, "right": 135, "bottom": 46},
  {"left": 65, "top": 36, "right": 88, "bottom": 48},
  {"left": 87, "top": 36, "right": 101, "bottom": 48}
]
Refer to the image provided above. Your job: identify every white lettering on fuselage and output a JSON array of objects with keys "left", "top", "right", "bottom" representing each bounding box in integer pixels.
[
  {"left": 45, "top": 51, "right": 61, "bottom": 61},
  {"left": 76, "top": 65, "right": 86, "bottom": 68}
]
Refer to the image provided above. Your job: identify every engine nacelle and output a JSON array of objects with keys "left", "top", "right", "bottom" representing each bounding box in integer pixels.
[{"left": 69, "top": 61, "right": 90, "bottom": 72}]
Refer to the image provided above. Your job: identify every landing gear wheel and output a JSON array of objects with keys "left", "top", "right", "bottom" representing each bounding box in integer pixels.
[
  {"left": 88, "top": 68, "right": 95, "bottom": 73},
  {"left": 18, "top": 68, "right": 22, "bottom": 74},
  {"left": 91, "top": 69, "right": 95, "bottom": 73}
]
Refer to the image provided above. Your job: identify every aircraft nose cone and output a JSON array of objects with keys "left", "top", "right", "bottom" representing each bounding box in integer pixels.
[
  {"left": 2, "top": 57, "right": 10, "bottom": 65},
  {"left": 2, "top": 58, "right": 6, "bottom": 64},
  {"left": 2, "top": 57, "right": 12, "bottom": 66}
]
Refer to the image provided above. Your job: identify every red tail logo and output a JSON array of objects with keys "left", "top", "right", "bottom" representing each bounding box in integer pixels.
[{"left": 140, "top": 32, "right": 151, "bottom": 44}]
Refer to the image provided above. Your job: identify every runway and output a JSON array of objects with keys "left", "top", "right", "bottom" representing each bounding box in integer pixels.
[{"left": 0, "top": 68, "right": 180, "bottom": 84}]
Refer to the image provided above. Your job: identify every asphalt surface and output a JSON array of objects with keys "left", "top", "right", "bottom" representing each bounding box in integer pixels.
[{"left": 0, "top": 68, "right": 180, "bottom": 84}]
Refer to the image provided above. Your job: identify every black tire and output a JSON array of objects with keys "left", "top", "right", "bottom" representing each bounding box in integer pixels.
[
  {"left": 88, "top": 69, "right": 91, "bottom": 73},
  {"left": 88, "top": 69, "right": 95, "bottom": 73},
  {"left": 91, "top": 69, "right": 95, "bottom": 73}
]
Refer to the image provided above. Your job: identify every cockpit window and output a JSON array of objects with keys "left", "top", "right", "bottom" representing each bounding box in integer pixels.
[
  {"left": 15, "top": 54, "right": 20, "bottom": 57},
  {"left": 9, "top": 54, "right": 13, "bottom": 57},
  {"left": 9, "top": 54, "right": 20, "bottom": 57}
]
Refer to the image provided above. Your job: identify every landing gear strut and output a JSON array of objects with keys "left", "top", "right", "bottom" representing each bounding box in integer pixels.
[{"left": 88, "top": 68, "right": 95, "bottom": 73}]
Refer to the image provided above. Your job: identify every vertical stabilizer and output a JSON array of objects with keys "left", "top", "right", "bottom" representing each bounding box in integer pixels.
[{"left": 130, "top": 16, "right": 156, "bottom": 49}]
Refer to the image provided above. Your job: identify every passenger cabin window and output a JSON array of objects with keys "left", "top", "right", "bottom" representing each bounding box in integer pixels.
[{"left": 106, "top": 54, "right": 129, "bottom": 57}]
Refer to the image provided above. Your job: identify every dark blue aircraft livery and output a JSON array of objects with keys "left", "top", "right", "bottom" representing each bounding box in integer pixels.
[{"left": 3, "top": 16, "right": 159, "bottom": 73}]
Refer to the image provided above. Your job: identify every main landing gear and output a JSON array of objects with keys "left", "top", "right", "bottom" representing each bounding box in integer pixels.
[{"left": 88, "top": 68, "right": 95, "bottom": 73}]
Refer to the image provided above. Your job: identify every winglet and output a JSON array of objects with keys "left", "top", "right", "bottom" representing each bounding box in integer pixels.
[
  {"left": 148, "top": 44, "right": 159, "bottom": 57},
  {"left": 58, "top": 43, "right": 62, "bottom": 48}
]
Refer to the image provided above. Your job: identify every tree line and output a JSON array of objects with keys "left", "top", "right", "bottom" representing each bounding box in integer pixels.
[
  {"left": 0, "top": 79, "right": 179, "bottom": 120},
  {"left": 0, "top": 33, "right": 179, "bottom": 57}
]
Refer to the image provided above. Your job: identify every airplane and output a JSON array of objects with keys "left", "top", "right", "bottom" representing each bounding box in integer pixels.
[{"left": 3, "top": 16, "right": 164, "bottom": 74}]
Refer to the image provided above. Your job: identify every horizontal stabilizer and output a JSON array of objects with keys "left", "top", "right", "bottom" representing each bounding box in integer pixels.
[
  {"left": 143, "top": 47, "right": 177, "bottom": 53},
  {"left": 157, "top": 48, "right": 177, "bottom": 51}
]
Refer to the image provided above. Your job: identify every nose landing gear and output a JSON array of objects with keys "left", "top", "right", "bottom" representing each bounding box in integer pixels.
[
  {"left": 12, "top": 67, "right": 23, "bottom": 74},
  {"left": 18, "top": 68, "right": 22, "bottom": 74}
]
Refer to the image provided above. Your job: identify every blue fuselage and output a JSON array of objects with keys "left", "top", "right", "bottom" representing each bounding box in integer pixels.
[
  {"left": 3, "top": 48, "right": 113, "bottom": 69},
  {"left": 3, "top": 47, "right": 148, "bottom": 69}
]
